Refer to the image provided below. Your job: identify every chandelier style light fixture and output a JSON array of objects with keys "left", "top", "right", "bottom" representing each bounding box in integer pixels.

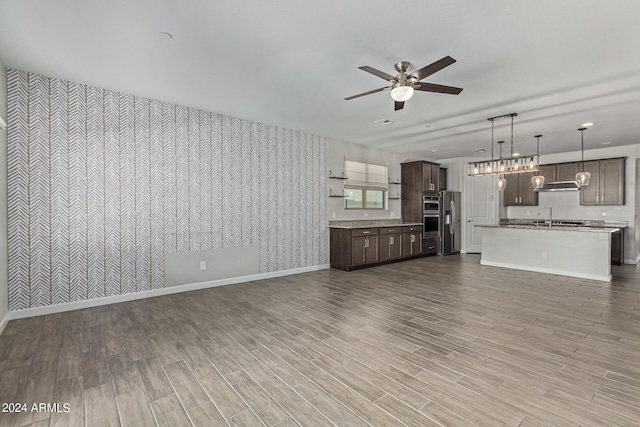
[
  {"left": 575, "top": 127, "right": 591, "bottom": 186},
  {"left": 531, "top": 135, "right": 545, "bottom": 189},
  {"left": 468, "top": 113, "right": 540, "bottom": 186}
]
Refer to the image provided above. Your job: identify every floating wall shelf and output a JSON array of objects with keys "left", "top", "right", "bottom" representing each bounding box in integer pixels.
[{"left": 328, "top": 171, "right": 348, "bottom": 180}]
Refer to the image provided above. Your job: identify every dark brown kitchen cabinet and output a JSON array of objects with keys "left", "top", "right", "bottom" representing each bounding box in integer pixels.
[
  {"left": 503, "top": 172, "right": 538, "bottom": 206},
  {"left": 401, "top": 161, "right": 440, "bottom": 223},
  {"left": 537, "top": 162, "right": 579, "bottom": 182},
  {"left": 611, "top": 228, "right": 623, "bottom": 266},
  {"left": 402, "top": 226, "right": 423, "bottom": 258},
  {"left": 537, "top": 164, "right": 556, "bottom": 181},
  {"left": 423, "top": 238, "right": 438, "bottom": 255},
  {"left": 423, "top": 162, "right": 440, "bottom": 192},
  {"left": 439, "top": 167, "right": 447, "bottom": 191},
  {"left": 379, "top": 227, "right": 402, "bottom": 262},
  {"left": 351, "top": 229, "right": 379, "bottom": 267},
  {"left": 557, "top": 162, "right": 580, "bottom": 181},
  {"left": 580, "top": 158, "right": 625, "bottom": 206}
]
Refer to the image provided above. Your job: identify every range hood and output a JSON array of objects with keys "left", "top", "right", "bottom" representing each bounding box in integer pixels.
[{"left": 534, "top": 180, "right": 580, "bottom": 192}]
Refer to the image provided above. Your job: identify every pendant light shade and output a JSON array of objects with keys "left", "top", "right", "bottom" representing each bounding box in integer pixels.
[
  {"left": 497, "top": 175, "right": 506, "bottom": 190},
  {"left": 531, "top": 174, "right": 545, "bottom": 189},
  {"left": 575, "top": 128, "right": 591, "bottom": 187},
  {"left": 531, "top": 135, "right": 544, "bottom": 189}
]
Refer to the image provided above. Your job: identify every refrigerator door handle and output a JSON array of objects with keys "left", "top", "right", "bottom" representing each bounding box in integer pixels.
[{"left": 450, "top": 200, "right": 456, "bottom": 235}]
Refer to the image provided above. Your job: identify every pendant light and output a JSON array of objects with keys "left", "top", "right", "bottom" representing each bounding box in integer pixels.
[
  {"left": 531, "top": 135, "right": 545, "bottom": 189},
  {"left": 575, "top": 127, "right": 591, "bottom": 186},
  {"left": 497, "top": 141, "right": 506, "bottom": 190}
]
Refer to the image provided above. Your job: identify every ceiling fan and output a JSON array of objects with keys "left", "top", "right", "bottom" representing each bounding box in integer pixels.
[{"left": 344, "top": 56, "right": 463, "bottom": 111}]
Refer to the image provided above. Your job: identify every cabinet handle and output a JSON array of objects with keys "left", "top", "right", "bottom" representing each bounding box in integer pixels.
[
  {"left": 411, "top": 235, "right": 415, "bottom": 243},
  {"left": 364, "top": 238, "right": 369, "bottom": 248},
  {"left": 596, "top": 195, "right": 599, "bottom": 203},
  {"left": 362, "top": 230, "right": 370, "bottom": 234}
]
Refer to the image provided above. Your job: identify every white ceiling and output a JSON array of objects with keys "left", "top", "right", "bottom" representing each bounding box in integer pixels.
[{"left": 1, "top": 0, "right": 639, "bottom": 160}]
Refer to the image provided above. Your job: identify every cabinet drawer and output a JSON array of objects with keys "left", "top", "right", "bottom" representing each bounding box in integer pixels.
[
  {"left": 379, "top": 227, "right": 402, "bottom": 235},
  {"left": 424, "top": 238, "right": 438, "bottom": 254},
  {"left": 351, "top": 228, "right": 378, "bottom": 237},
  {"left": 402, "top": 225, "right": 422, "bottom": 233}
]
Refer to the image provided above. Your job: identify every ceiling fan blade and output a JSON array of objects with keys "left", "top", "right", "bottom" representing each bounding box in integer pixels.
[
  {"left": 410, "top": 56, "right": 456, "bottom": 81},
  {"left": 344, "top": 86, "right": 390, "bottom": 100},
  {"left": 414, "top": 82, "right": 463, "bottom": 95},
  {"left": 394, "top": 101, "right": 405, "bottom": 111},
  {"left": 359, "top": 66, "right": 396, "bottom": 82}
]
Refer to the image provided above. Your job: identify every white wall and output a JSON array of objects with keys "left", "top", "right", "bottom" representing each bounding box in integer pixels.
[
  {"left": 326, "top": 138, "right": 432, "bottom": 221},
  {"left": 0, "top": 59, "right": 8, "bottom": 329}
]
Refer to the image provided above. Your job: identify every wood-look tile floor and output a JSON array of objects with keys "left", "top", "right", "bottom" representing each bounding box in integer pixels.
[{"left": 1, "top": 254, "right": 640, "bottom": 426}]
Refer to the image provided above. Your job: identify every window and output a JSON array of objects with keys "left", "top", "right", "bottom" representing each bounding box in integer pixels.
[{"left": 344, "top": 157, "right": 388, "bottom": 210}]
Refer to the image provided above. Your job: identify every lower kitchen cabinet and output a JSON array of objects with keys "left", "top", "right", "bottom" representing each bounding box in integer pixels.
[
  {"left": 379, "top": 227, "right": 402, "bottom": 262},
  {"left": 402, "top": 226, "right": 422, "bottom": 258},
  {"left": 351, "top": 229, "right": 379, "bottom": 267},
  {"left": 330, "top": 225, "right": 427, "bottom": 271},
  {"left": 423, "top": 238, "right": 438, "bottom": 255},
  {"left": 611, "top": 228, "right": 623, "bottom": 266}
]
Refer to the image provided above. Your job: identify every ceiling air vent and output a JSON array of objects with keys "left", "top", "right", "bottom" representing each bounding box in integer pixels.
[{"left": 374, "top": 119, "right": 394, "bottom": 126}]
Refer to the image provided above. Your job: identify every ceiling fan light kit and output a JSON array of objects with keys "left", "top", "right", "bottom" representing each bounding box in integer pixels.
[{"left": 345, "top": 56, "right": 463, "bottom": 110}]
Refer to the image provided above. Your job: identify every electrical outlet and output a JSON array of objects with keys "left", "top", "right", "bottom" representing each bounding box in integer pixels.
[
  {"left": 601, "top": 211, "right": 607, "bottom": 217},
  {"left": 390, "top": 211, "right": 395, "bottom": 217},
  {"left": 200, "top": 261, "right": 207, "bottom": 270},
  {"left": 541, "top": 251, "right": 547, "bottom": 259},
  {"left": 364, "top": 212, "right": 369, "bottom": 217},
  {"left": 332, "top": 212, "right": 336, "bottom": 219},
  {"left": 526, "top": 211, "right": 531, "bottom": 216}
]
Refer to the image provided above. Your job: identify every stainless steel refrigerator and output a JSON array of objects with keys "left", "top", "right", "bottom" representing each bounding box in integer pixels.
[{"left": 439, "top": 191, "right": 461, "bottom": 255}]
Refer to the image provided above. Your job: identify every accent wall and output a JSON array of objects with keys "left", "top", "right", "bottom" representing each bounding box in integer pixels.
[{"left": 7, "top": 69, "right": 328, "bottom": 311}]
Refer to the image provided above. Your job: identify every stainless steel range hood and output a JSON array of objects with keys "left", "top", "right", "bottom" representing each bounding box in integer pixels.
[{"left": 534, "top": 180, "right": 580, "bottom": 192}]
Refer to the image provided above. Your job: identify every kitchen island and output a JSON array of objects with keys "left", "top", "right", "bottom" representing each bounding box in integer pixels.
[{"left": 479, "top": 224, "right": 620, "bottom": 282}]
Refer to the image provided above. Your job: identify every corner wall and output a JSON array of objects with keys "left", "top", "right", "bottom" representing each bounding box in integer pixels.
[
  {"left": 0, "top": 60, "right": 8, "bottom": 331},
  {"left": 6, "top": 69, "right": 328, "bottom": 312}
]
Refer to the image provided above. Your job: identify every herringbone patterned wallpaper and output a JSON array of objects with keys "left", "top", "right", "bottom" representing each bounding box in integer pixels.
[{"left": 7, "top": 69, "right": 328, "bottom": 310}]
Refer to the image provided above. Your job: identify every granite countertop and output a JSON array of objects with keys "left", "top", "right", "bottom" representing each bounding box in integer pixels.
[
  {"left": 328, "top": 219, "right": 422, "bottom": 229},
  {"left": 501, "top": 218, "right": 628, "bottom": 228},
  {"left": 479, "top": 224, "right": 620, "bottom": 233}
]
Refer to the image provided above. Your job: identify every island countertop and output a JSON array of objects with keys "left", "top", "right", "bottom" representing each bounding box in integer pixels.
[{"left": 478, "top": 224, "right": 620, "bottom": 233}]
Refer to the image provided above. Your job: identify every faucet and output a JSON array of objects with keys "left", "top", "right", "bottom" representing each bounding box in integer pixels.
[{"left": 549, "top": 207, "right": 553, "bottom": 228}]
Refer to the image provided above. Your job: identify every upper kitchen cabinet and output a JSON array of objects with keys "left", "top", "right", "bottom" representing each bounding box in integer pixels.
[
  {"left": 401, "top": 161, "right": 440, "bottom": 222},
  {"left": 503, "top": 172, "right": 538, "bottom": 206},
  {"left": 439, "top": 167, "right": 447, "bottom": 191},
  {"left": 557, "top": 162, "right": 580, "bottom": 181},
  {"left": 537, "top": 164, "right": 556, "bottom": 182},
  {"left": 580, "top": 157, "right": 625, "bottom": 206},
  {"left": 422, "top": 162, "right": 440, "bottom": 192}
]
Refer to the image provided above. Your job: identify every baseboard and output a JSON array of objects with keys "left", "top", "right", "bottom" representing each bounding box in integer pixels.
[
  {"left": 7, "top": 264, "right": 330, "bottom": 321},
  {"left": 480, "top": 260, "right": 612, "bottom": 282},
  {"left": 0, "top": 311, "right": 9, "bottom": 336},
  {"left": 629, "top": 257, "right": 639, "bottom": 265}
]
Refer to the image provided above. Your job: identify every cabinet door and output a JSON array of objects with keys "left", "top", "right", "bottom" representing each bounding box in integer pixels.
[
  {"left": 351, "top": 237, "right": 367, "bottom": 266},
  {"left": 503, "top": 175, "right": 519, "bottom": 206},
  {"left": 538, "top": 165, "right": 556, "bottom": 182},
  {"left": 557, "top": 162, "right": 580, "bottom": 181},
  {"left": 402, "top": 232, "right": 420, "bottom": 257},
  {"left": 431, "top": 165, "right": 440, "bottom": 192},
  {"left": 423, "top": 238, "right": 438, "bottom": 255},
  {"left": 600, "top": 158, "right": 624, "bottom": 205},
  {"left": 439, "top": 168, "right": 447, "bottom": 191},
  {"left": 364, "top": 236, "right": 379, "bottom": 264},
  {"left": 518, "top": 172, "right": 538, "bottom": 206},
  {"left": 422, "top": 163, "right": 432, "bottom": 192},
  {"left": 579, "top": 161, "right": 600, "bottom": 205}
]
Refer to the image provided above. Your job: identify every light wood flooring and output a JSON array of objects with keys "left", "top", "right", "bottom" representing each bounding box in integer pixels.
[{"left": 1, "top": 254, "right": 640, "bottom": 426}]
